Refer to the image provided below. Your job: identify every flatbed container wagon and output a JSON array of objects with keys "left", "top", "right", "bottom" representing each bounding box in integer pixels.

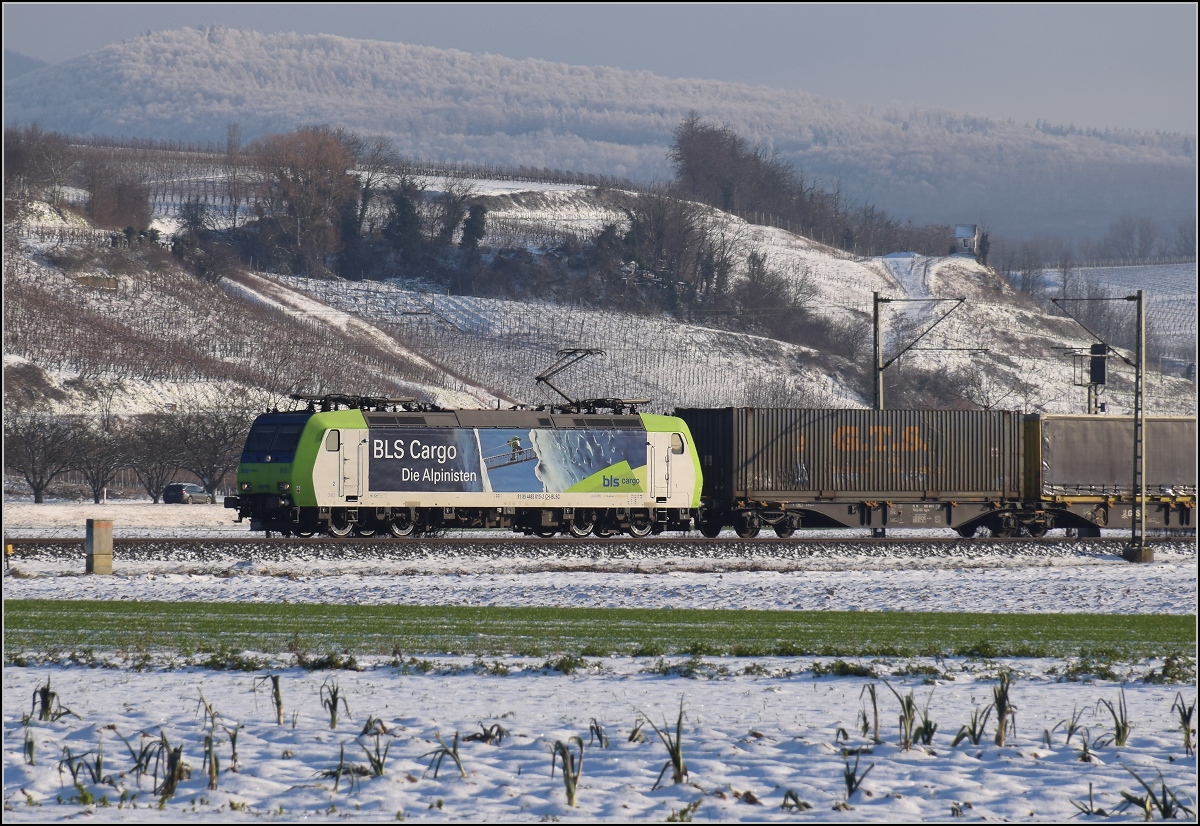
[{"left": 1025, "top": 414, "right": 1196, "bottom": 537}]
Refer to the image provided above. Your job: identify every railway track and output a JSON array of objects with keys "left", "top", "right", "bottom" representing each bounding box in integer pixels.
[{"left": 6, "top": 535, "right": 1193, "bottom": 565}]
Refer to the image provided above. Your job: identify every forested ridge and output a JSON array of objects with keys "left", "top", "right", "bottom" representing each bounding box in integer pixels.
[{"left": 5, "top": 27, "right": 1194, "bottom": 241}]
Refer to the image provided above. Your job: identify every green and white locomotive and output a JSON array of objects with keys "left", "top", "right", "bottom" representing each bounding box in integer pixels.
[{"left": 225, "top": 394, "right": 702, "bottom": 537}]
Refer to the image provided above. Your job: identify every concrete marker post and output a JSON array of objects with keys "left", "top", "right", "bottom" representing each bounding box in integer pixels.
[{"left": 85, "top": 519, "right": 113, "bottom": 575}]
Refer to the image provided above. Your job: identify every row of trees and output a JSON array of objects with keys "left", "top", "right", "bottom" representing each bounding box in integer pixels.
[
  {"left": 990, "top": 215, "right": 1196, "bottom": 285},
  {"left": 667, "top": 114, "right": 956, "bottom": 257},
  {"left": 3, "top": 408, "right": 253, "bottom": 504},
  {"left": 4, "top": 123, "right": 489, "bottom": 282}
]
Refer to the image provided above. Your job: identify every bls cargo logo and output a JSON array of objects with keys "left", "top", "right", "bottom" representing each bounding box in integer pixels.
[{"left": 368, "top": 428, "right": 485, "bottom": 492}]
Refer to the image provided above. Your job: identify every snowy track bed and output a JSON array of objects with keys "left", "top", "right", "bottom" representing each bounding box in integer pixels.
[{"left": 4, "top": 538, "right": 1195, "bottom": 615}]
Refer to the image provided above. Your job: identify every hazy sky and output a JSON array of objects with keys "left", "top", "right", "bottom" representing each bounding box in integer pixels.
[{"left": 3, "top": 3, "right": 1196, "bottom": 134}]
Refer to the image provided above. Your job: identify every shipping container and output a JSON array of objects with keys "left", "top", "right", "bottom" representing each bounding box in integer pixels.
[
  {"left": 1026, "top": 415, "right": 1197, "bottom": 498},
  {"left": 676, "top": 408, "right": 1023, "bottom": 502}
]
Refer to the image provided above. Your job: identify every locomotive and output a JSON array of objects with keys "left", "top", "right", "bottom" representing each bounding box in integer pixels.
[
  {"left": 225, "top": 394, "right": 699, "bottom": 538},
  {"left": 225, "top": 394, "right": 1196, "bottom": 539}
]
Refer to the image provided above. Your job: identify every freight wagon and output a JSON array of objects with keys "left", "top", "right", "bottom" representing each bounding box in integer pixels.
[{"left": 676, "top": 408, "right": 1196, "bottom": 538}]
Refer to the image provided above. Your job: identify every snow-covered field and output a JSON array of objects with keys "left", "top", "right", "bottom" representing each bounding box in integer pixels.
[{"left": 3, "top": 502, "right": 1197, "bottom": 821}]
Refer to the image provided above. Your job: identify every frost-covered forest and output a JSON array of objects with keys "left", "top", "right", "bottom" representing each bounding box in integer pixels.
[{"left": 4, "top": 27, "right": 1195, "bottom": 241}]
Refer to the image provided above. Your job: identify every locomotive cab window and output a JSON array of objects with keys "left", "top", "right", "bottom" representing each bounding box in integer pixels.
[
  {"left": 272, "top": 424, "right": 303, "bottom": 452},
  {"left": 671, "top": 433, "right": 685, "bottom": 455},
  {"left": 246, "top": 424, "right": 277, "bottom": 452},
  {"left": 325, "top": 430, "right": 340, "bottom": 451}
]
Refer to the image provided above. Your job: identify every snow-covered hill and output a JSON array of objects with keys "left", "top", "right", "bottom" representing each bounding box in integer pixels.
[
  {"left": 4, "top": 26, "right": 1194, "bottom": 241},
  {"left": 4, "top": 180, "right": 1196, "bottom": 418}
]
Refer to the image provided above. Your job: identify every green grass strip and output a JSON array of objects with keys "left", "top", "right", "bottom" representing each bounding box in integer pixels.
[{"left": 4, "top": 600, "right": 1193, "bottom": 660}]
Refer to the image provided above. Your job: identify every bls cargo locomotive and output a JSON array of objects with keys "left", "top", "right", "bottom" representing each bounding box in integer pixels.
[
  {"left": 225, "top": 394, "right": 700, "bottom": 538},
  {"left": 225, "top": 395, "right": 1196, "bottom": 539}
]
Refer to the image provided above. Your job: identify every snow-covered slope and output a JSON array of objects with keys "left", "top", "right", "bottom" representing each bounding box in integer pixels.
[{"left": 5, "top": 183, "right": 1196, "bottom": 418}]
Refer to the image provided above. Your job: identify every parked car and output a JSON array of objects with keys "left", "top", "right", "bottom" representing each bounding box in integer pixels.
[{"left": 163, "top": 483, "right": 213, "bottom": 504}]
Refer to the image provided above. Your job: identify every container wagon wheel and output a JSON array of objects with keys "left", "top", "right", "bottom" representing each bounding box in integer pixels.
[
  {"left": 988, "top": 519, "right": 1014, "bottom": 539},
  {"left": 388, "top": 513, "right": 416, "bottom": 538},
  {"left": 955, "top": 524, "right": 979, "bottom": 539},
  {"left": 735, "top": 515, "right": 760, "bottom": 539},
  {"left": 327, "top": 510, "right": 354, "bottom": 538},
  {"left": 699, "top": 518, "right": 723, "bottom": 538},
  {"left": 1026, "top": 522, "right": 1048, "bottom": 539},
  {"left": 773, "top": 523, "right": 795, "bottom": 538}
]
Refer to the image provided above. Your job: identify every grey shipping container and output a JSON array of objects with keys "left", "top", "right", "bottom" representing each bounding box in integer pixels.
[
  {"left": 1028, "top": 415, "right": 1197, "bottom": 498},
  {"left": 676, "top": 408, "right": 1023, "bottom": 501}
]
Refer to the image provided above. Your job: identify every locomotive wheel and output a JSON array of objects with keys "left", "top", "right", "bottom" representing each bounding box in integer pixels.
[
  {"left": 592, "top": 525, "right": 616, "bottom": 538},
  {"left": 327, "top": 511, "right": 354, "bottom": 538},
  {"left": 627, "top": 517, "right": 654, "bottom": 538},
  {"left": 295, "top": 530, "right": 315, "bottom": 538},
  {"left": 568, "top": 519, "right": 594, "bottom": 538},
  {"left": 353, "top": 525, "right": 377, "bottom": 538},
  {"left": 534, "top": 527, "right": 559, "bottom": 538},
  {"left": 699, "top": 519, "right": 723, "bottom": 538},
  {"left": 773, "top": 523, "right": 795, "bottom": 538},
  {"left": 388, "top": 514, "right": 416, "bottom": 538}
]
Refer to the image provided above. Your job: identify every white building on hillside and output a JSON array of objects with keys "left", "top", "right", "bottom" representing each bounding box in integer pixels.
[{"left": 954, "top": 224, "right": 979, "bottom": 256}]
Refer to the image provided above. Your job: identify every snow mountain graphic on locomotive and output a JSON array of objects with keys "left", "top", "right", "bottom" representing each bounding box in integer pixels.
[{"left": 224, "top": 394, "right": 1196, "bottom": 539}]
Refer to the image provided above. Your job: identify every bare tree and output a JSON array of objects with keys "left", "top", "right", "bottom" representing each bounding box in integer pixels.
[
  {"left": 73, "top": 418, "right": 130, "bottom": 503},
  {"left": 225, "top": 123, "right": 247, "bottom": 228},
  {"left": 251, "top": 126, "right": 358, "bottom": 276},
  {"left": 429, "top": 178, "right": 475, "bottom": 246},
  {"left": 4, "top": 124, "right": 75, "bottom": 208},
  {"left": 1165, "top": 216, "right": 1197, "bottom": 259},
  {"left": 335, "top": 129, "right": 400, "bottom": 237},
  {"left": 3, "top": 410, "right": 82, "bottom": 503},
  {"left": 1103, "top": 214, "right": 1160, "bottom": 262},
  {"left": 169, "top": 406, "right": 255, "bottom": 497},
  {"left": 953, "top": 365, "right": 1018, "bottom": 410},
  {"left": 127, "top": 413, "right": 183, "bottom": 503}
]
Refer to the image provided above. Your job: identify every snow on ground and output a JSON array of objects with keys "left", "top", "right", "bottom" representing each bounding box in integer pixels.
[
  {"left": 3, "top": 502, "right": 1196, "bottom": 616},
  {"left": 5, "top": 552, "right": 1197, "bottom": 616},
  {"left": 3, "top": 503, "right": 1196, "bottom": 822},
  {"left": 4, "top": 663, "right": 1196, "bottom": 823}
]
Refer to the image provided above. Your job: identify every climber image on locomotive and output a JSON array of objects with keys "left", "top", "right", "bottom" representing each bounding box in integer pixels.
[{"left": 225, "top": 394, "right": 1196, "bottom": 539}]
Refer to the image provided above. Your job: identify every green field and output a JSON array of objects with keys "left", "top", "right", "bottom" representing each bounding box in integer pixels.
[{"left": 3, "top": 600, "right": 1194, "bottom": 660}]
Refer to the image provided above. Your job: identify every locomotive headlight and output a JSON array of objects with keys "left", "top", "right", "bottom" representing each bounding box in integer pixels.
[
  {"left": 278, "top": 482, "right": 291, "bottom": 492},
  {"left": 240, "top": 482, "right": 252, "bottom": 491}
]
